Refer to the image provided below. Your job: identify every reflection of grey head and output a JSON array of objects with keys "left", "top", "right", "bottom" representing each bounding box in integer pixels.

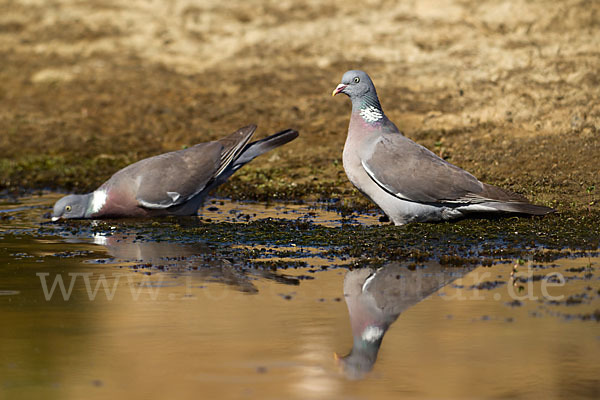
[
  {"left": 51, "top": 194, "right": 91, "bottom": 221},
  {"left": 338, "top": 262, "right": 471, "bottom": 379},
  {"left": 337, "top": 344, "right": 380, "bottom": 380}
]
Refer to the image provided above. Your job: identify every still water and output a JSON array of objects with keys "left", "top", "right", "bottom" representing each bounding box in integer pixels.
[{"left": 1, "top": 193, "right": 599, "bottom": 399}]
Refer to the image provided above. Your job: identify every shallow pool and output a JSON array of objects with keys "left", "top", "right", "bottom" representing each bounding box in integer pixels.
[{"left": 1, "top": 193, "right": 598, "bottom": 399}]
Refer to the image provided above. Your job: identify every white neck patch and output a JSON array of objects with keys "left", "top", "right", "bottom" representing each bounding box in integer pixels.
[
  {"left": 360, "top": 106, "right": 383, "bottom": 123},
  {"left": 361, "top": 325, "right": 384, "bottom": 342},
  {"left": 90, "top": 190, "right": 107, "bottom": 214}
]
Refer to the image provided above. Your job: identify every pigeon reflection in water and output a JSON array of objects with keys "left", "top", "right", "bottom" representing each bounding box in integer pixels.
[
  {"left": 337, "top": 262, "right": 471, "bottom": 379},
  {"left": 91, "top": 233, "right": 300, "bottom": 293}
]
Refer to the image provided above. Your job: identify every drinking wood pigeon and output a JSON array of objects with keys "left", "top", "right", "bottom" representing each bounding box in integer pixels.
[
  {"left": 51, "top": 125, "right": 298, "bottom": 220},
  {"left": 336, "top": 262, "right": 470, "bottom": 379},
  {"left": 332, "top": 70, "right": 555, "bottom": 225}
]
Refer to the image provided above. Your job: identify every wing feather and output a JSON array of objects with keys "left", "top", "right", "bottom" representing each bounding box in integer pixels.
[
  {"left": 129, "top": 142, "right": 224, "bottom": 209},
  {"left": 362, "top": 134, "right": 485, "bottom": 204},
  {"left": 132, "top": 125, "right": 257, "bottom": 209}
]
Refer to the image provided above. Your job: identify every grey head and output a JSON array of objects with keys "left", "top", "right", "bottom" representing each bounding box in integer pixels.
[
  {"left": 51, "top": 194, "right": 92, "bottom": 221},
  {"left": 332, "top": 70, "right": 382, "bottom": 113}
]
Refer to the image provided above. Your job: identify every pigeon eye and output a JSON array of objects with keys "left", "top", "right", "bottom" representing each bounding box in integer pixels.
[
  {"left": 353, "top": 77, "right": 360, "bottom": 83},
  {"left": 65, "top": 205, "right": 72, "bottom": 212}
]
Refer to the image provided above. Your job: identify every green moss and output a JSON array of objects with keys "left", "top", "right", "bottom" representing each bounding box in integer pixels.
[{"left": 37, "top": 208, "right": 600, "bottom": 270}]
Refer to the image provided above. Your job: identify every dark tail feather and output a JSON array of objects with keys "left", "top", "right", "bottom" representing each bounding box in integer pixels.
[
  {"left": 482, "top": 201, "right": 556, "bottom": 215},
  {"left": 474, "top": 183, "right": 555, "bottom": 215},
  {"left": 235, "top": 129, "right": 298, "bottom": 165}
]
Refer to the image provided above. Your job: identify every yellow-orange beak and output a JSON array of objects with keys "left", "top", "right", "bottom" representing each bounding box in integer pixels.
[
  {"left": 332, "top": 84, "right": 347, "bottom": 96},
  {"left": 333, "top": 352, "right": 341, "bottom": 364}
]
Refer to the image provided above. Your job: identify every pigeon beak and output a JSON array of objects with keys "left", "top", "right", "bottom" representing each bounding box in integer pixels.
[
  {"left": 332, "top": 84, "right": 347, "bottom": 96},
  {"left": 333, "top": 352, "right": 341, "bottom": 364},
  {"left": 51, "top": 216, "right": 60, "bottom": 222}
]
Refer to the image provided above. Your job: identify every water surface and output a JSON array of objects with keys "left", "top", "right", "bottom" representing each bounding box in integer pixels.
[{"left": 1, "top": 193, "right": 598, "bottom": 399}]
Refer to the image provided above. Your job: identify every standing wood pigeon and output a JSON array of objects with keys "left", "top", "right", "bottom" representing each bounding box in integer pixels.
[
  {"left": 332, "top": 70, "right": 554, "bottom": 225},
  {"left": 51, "top": 125, "right": 298, "bottom": 220}
]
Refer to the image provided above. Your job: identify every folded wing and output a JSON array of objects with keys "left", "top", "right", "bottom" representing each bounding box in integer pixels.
[
  {"left": 113, "top": 125, "right": 256, "bottom": 209},
  {"left": 362, "top": 134, "right": 487, "bottom": 204}
]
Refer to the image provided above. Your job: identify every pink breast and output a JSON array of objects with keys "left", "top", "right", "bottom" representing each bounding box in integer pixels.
[{"left": 93, "top": 187, "right": 151, "bottom": 218}]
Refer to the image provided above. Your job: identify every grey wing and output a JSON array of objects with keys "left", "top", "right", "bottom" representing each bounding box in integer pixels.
[
  {"left": 362, "top": 134, "right": 485, "bottom": 204},
  {"left": 127, "top": 142, "right": 224, "bottom": 209},
  {"left": 368, "top": 263, "right": 468, "bottom": 313},
  {"left": 130, "top": 125, "right": 256, "bottom": 209}
]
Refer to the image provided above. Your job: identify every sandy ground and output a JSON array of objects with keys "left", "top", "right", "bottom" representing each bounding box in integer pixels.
[{"left": 0, "top": 0, "right": 598, "bottom": 210}]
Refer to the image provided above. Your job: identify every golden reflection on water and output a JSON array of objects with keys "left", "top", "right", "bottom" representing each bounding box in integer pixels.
[{"left": 1, "top": 249, "right": 599, "bottom": 399}]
